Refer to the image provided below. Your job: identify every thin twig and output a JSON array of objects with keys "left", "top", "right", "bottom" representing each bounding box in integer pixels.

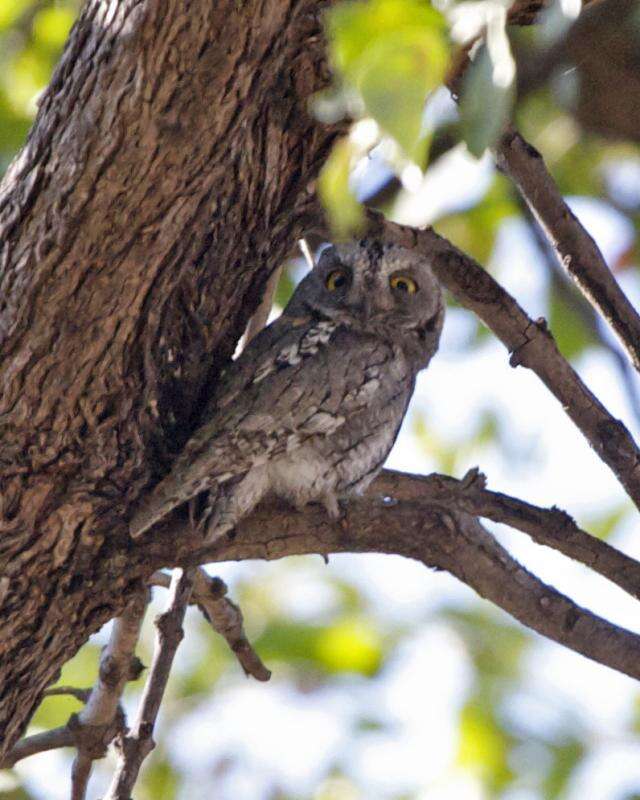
[
  {"left": 149, "top": 569, "right": 270, "bottom": 681},
  {"left": 43, "top": 686, "right": 91, "bottom": 702},
  {"left": 368, "top": 213, "right": 640, "bottom": 511},
  {"left": 0, "top": 726, "right": 75, "bottom": 768},
  {"left": 496, "top": 127, "right": 640, "bottom": 374},
  {"left": 242, "top": 264, "right": 283, "bottom": 346},
  {"left": 105, "top": 568, "right": 195, "bottom": 800}
]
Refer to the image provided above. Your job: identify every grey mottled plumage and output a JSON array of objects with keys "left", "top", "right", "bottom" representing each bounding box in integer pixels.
[{"left": 130, "top": 241, "right": 445, "bottom": 540}]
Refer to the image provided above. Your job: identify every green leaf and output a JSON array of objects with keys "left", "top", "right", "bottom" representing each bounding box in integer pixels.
[
  {"left": 327, "top": 0, "right": 445, "bottom": 78},
  {"left": 255, "top": 617, "right": 384, "bottom": 676},
  {"left": 356, "top": 30, "right": 445, "bottom": 164},
  {"left": 318, "top": 137, "right": 365, "bottom": 238},
  {"left": 0, "top": 0, "right": 31, "bottom": 32},
  {"left": 173, "top": 635, "right": 226, "bottom": 699},
  {"left": 443, "top": 607, "right": 529, "bottom": 681},
  {"left": 548, "top": 286, "right": 596, "bottom": 360},
  {"left": 460, "top": 44, "right": 514, "bottom": 158},
  {"left": 412, "top": 412, "right": 458, "bottom": 474},
  {"left": 30, "top": 643, "right": 100, "bottom": 730},
  {"left": 437, "top": 174, "right": 518, "bottom": 263},
  {"left": 139, "top": 753, "right": 179, "bottom": 800},
  {"left": 541, "top": 738, "right": 585, "bottom": 800},
  {"left": 275, "top": 268, "right": 296, "bottom": 309},
  {"left": 326, "top": 0, "right": 448, "bottom": 163},
  {"left": 4, "top": 47, "right": 53, "bottom": 116},
  {"left": 582, "top": 503, "right": 630, "bottom": 540},
  {"left": 315, "top": 617, "right": 383, "bottom": 676},
  {"left": 457, "top": 700, "right": 515, "bottom": 794},
  {"left": 32, "top": 7, "right": 76, "bottom": 50}
]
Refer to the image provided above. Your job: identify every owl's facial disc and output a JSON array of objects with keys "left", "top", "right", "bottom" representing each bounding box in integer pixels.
[{"left": 291, "top": 250, "right": 366, "bottom": 323}]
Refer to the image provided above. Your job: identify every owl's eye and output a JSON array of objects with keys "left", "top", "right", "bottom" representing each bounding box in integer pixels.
[
  {"left": 390, "top": 274, "right": 418, "bottom": 294},
  {"left": 325, "top": 269, "right": 348, "bottom": 291}
]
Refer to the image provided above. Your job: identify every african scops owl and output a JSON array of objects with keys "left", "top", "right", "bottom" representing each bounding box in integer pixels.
[{"left": 130, "top": 241, "right": 445, "bottom": 540}]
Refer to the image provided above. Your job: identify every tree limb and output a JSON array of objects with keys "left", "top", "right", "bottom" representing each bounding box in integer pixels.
[
  {"left": 136, "top": 469, "right": 640, "bottom": 684},
  {"left": 375, "top": 469, "right": 640, "bottom": 602},
  {"left": 69, "top": 593, "right": 147, "bottom": 799},
  {"left": 105, "top": 568, "right": 194, "bottom": 799},
  {"left": 149, "top": 568, "right": 271, "bottom": 681},
  {"left": 0, "top": 726, "right": 75, "bottom": 769},
  {"left": 496, "top": 127, "right": 640, "bottom": 372},
  {"left": 366, "top": 213, "right": 640, "bottom": 511}
]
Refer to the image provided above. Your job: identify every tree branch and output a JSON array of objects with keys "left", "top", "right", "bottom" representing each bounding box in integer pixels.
[
  {"left": 496, "top": 127, "right": 640, "bottom": 372},
  {"left": 69, "top": 593, "right": 147, "bottom": 799},
  {"left": 105, "top": 568, "right": 195, "bottom": 800},
  {"left": 375, "top": 469, "right": 640, "bottom": 602},
  {"left": 0, "top": 594, "right": 146, "bottom": 781},
  {"left": 140, "top": 470, "right": 640, "bottom": 684},
  {"left": 149, "top": 568, "right": 270, "bottom": 681},
  {"left": 518, "top": 197, "right": 640, "bottom": 426},
  {"left": 0, "top": 726, "right": 75, "bottom": 769},
  {"left": 366, "top": 213, "right": 640, "bottom": 511}
]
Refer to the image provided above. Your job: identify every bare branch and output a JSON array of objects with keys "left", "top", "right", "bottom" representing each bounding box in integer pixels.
[
  {"left": 105, "top": 568, "right": 195, "bottom": 800},
  {"left": 67, "top": 592, "right": 147, "bottom": 799},
  {"left": 150, "top": 569, "right": 271, "bottom": 681},
  {"left": 0, "top": 726, "right": 75, "bottom": 769},
  {"left": 193, "top": 570, "right": 271, "bottom": 681},
  {"left": 71, "top": 752, "right": 93, "bottom": 800},
  {"left": 496, "top": 127, "right": 640, "bottom": 373},
  {"left": 242, "top": 264, "right": 283, "bottom": 347},
  {"left": 43, "top": 686, "right": 91, "bottom": 702},
  {"left": 520, "top": 201, "right": 640, "bottom": 426},
  {"left": 142, "top": 472, "right": 640, "bottom": 683},
  {"left": 375, "top": 469, "right": 640, "bottom": 602},
  {"left": 78, "top": 594, "right": 147, "bottom": 731},
  {"left": 368, "top": 213, "right": 640, "bottom": 510},
  {"left": 0, "top": 594, "right": 147, "bottom": 780}
]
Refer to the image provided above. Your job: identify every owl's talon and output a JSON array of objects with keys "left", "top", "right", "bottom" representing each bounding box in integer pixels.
[
  {"left": 326, "top": 496, "right": 349, "bottom": 530},
  {"left": 321, "top": 493, "right": 344, "bottom": 521}
]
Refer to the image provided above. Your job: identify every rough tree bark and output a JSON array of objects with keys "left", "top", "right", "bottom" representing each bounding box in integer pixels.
[{"left": 0, "top": 0, "right": 338, "bottom": 751}]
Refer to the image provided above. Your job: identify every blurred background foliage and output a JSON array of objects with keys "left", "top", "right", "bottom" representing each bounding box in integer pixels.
[{"left": 3, "top": 1, "right": 640, "bottom": 799}]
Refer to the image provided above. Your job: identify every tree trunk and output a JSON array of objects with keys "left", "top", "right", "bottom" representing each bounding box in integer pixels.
[{"left": 0, "top": 0, "right": 336, "bottom": 752}]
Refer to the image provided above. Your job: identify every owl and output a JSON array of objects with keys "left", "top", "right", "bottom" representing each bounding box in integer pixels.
[{"left": 130, "top": 240, "right": 445, "bottom": 542}]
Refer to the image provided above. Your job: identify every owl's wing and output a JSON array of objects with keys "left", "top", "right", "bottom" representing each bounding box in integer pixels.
[{"left": 129, "top": 315, "right": 408, "bottom": 538}]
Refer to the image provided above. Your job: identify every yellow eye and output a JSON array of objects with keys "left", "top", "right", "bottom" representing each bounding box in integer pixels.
[
  {"left": 325, "top": 269, "right": 348, "bottom": 291},
  {"left": 390, "top": 275, "right": 418, "bottom": 294}
]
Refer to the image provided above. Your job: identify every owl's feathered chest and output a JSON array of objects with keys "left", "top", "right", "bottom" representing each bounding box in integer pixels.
[{"left": 265, "top": 332, "right": 415, "bottom": 508}]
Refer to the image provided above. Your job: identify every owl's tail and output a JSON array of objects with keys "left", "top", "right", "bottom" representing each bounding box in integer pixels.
[
  {"left": 128, "top": 470, "right": 212, "bottom": 539},
  {"left": 129, "top": 492, "right": 177, "bottom": 540}
]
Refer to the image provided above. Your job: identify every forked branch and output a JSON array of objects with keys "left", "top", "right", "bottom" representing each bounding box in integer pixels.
[
  {"left": 133, "top": 467, "right": 640, "bottom": 685},
  {"left": 105, "top": 568, "right": 195, "bottom": 800},
  {"left": 149, "top": 568, "right": 270, "bottom": 681}
]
